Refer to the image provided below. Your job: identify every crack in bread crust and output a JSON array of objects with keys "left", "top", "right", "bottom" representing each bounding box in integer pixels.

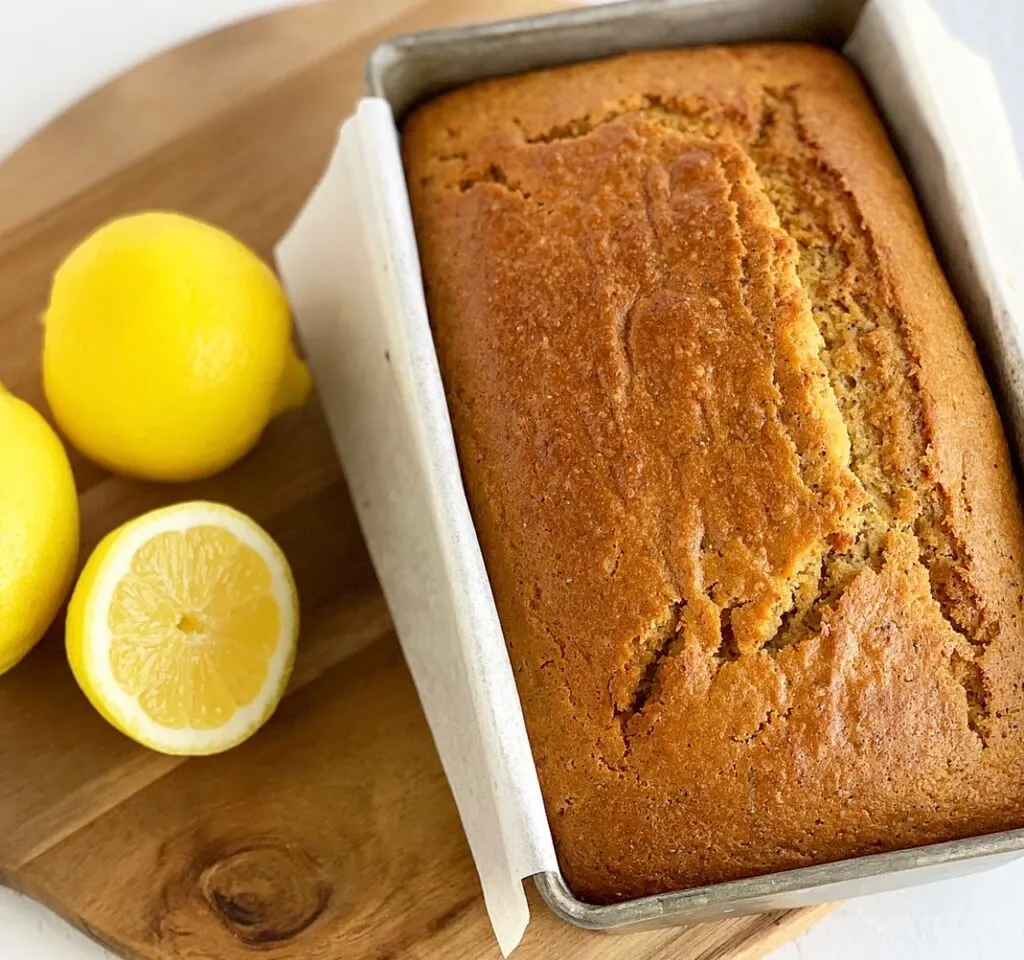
[{"left": 435, "top": 83, "right": 1001, "bottom": 740}]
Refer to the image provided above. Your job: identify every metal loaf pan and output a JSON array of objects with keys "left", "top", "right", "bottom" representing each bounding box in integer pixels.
[{"left": 364, "top": 0, "right": 1024, "bottom": 934}]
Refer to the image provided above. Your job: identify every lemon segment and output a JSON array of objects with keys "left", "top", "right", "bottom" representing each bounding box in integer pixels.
[{"left": 67, "top": 502, "right": 298, "bottom": 755}]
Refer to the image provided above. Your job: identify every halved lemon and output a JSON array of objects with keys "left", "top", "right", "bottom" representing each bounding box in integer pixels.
[{"left": 67, "top": 502, "right": 298, "bottom": 755}]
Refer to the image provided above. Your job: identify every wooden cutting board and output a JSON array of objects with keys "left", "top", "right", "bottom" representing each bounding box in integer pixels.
[{"left": 0, "top": 1, "right": 833, "bottom": 957}]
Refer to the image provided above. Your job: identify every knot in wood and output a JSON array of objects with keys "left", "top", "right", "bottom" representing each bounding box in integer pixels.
[{"left": 200, "top": 844, "right": 329, "bottom": 945}]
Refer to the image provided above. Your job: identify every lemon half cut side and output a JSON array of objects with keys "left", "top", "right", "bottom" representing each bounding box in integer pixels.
[{"left": 67, "top": 502, "right": 298, "bottom": 755}]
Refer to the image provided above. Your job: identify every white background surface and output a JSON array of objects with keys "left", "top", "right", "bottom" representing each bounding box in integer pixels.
[{"left": 1, "top": 1, "right": 1023, "bottom": 958}]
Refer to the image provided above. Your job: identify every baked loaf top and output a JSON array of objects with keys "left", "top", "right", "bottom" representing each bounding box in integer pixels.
[{"left": 403, "top": 44, "right": 1024, "bottom": 904}]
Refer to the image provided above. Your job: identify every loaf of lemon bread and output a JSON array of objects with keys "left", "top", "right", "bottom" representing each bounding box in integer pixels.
[{"left": 402, "top": 44, "right": 1024, "bottom": 904}]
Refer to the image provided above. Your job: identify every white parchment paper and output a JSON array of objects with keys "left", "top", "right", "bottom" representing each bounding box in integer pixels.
[
  {"left": 276, "top": 0, "right": 1024, "bottom": 952},
  {"left": 276, "top": 102, "right": 558, "bottom": 956}
]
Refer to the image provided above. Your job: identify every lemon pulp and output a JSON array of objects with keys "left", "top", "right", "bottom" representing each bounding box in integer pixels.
[
  {"left": 68, "top": 502, "right": 298, "bottom": 755},
  {"left": 109, "top": 526, "right": 281, "bottom": 729}
]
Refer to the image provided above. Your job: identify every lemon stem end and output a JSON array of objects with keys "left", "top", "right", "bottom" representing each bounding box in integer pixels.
[{"left": 270, "top": 348, "right": 312, "bottom": 418}]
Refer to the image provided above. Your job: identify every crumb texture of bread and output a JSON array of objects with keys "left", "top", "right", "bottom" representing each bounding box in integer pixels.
[{"left": 402, "top": 45, "right": 1024, "bottom": 904}]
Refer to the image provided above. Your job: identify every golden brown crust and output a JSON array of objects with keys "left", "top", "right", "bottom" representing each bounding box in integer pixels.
[{"left": 403, "top": 45, "right": 1024, "bottom": 903}]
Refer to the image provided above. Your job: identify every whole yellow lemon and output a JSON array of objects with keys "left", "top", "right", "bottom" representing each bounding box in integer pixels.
[
  {"left": 0, "top": 384, "right": 79, "bottom": 675},
  {"left": 43, "top": 212, "right": 311, "bottom": 482}
]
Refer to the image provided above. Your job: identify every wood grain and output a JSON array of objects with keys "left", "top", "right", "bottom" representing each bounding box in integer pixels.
[{"left": 0, "top": 1, "right": 832, "bottom": 957}]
